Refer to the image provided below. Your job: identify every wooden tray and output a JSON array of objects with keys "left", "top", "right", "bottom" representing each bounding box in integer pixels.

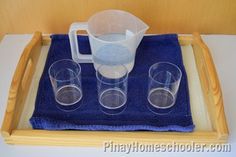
[{"left": 1, "top": 32, "right": 229, "bottom": 146}]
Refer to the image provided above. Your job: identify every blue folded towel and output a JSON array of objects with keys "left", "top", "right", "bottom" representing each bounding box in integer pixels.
[{"left": 30, "top": 34, "right": 195, "bottom": 132}]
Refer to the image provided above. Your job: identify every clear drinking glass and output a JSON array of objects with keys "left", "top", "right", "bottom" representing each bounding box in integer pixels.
[
  {"left": 96, "top": 65, "right": 128, "bottom": 115},
  {"left": 148, "top": 62, "right": 182, "bottom": 113},
  {"left": 48, "top": 59, "right": 82, "bottom": 111}
]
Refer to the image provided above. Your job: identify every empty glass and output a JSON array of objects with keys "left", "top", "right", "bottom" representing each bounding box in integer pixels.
[
  {"left": 148, "top": 62, "right": 182, "bottom": 113},
  {"left": 96, "top": 65, "right": 128, "bottom": 115},
  {"left": 48, "top": 59, "right": 82, "bottom": 111}
]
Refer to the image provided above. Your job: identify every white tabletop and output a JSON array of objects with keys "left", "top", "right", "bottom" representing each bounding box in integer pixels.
[{"left": 0, "top": 34, "right": 235, "bottom": 157}]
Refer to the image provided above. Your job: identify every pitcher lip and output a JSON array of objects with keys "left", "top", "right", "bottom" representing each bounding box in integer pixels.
[{"left": 87, "top": 9, "right": 149, "bottom": 44}]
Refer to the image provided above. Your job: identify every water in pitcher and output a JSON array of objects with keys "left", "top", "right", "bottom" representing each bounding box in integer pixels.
[{"left": 93, "top": 33, "right": 135, "bottom": 72}]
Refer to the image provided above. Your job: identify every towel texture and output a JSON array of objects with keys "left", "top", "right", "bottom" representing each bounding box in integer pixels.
[{"left": 30, "top": 34, "right": 194, "bottom": 132}]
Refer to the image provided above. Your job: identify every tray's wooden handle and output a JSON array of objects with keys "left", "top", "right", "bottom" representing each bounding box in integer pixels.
[
  {"left": 1, "top": 32, "right": 42, "bottom": 138},
  {"left": 192, "top": 33, "right": 229, "bottom": 140}
]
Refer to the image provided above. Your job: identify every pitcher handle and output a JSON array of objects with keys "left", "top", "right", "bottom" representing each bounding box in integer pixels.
[{"left": 69, "top": 22, "right": 93, "bottom": 63}]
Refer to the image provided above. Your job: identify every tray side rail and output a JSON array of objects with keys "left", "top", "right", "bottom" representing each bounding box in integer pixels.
[
  {"left": 192, "top": 33, "right": 229, "bottom": 141},
  {"left": 1, "top": 32, "right": 42, "bottom": 137}
]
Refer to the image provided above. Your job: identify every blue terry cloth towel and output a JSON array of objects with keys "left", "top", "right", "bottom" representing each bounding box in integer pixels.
[{"left": 30, "top": 34, "right": 195, "bottom": 132}]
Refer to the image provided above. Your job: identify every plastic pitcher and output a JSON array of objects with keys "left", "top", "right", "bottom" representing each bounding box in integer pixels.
[{"left": 69, "top": 10, "right": 149, "bottom": 72}]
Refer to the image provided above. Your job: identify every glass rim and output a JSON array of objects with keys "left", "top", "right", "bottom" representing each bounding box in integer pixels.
[
  {"left": 149, "top": 62, "right": 182, "bottom": 85},
  {"left": 96, "top": 64, "right": 128, "bottom": 85},
  {"left": 48, "top": 59, "right": 81, "bottom": 82}
]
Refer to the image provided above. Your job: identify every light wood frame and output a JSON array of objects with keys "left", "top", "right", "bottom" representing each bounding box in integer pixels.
[{"left": 1, "top": 32, "right": 228, "bottom": 146}]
